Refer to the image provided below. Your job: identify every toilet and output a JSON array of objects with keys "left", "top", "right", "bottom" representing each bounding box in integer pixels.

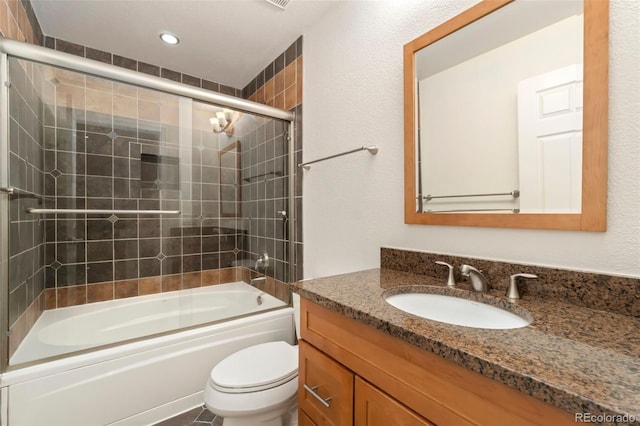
[{"left": 204, "top": 295, "right": 301, "bottom": 426}]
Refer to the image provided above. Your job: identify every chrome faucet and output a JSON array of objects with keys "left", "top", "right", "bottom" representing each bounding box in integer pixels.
[
  {"left": 460, "top": 264, "right": 489, "bottom": 293},
  {"left": 506, "top": 273, "right": 538, "bottom": 300},
  {"left": 255, "top": 251, "right": 270, "bottom": 270},
  {"left": 435, "top": 261, "right": 456, "bottom": 288}
]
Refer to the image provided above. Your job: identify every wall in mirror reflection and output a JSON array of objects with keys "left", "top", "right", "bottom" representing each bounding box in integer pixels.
[{"left": 417, "top": 7, "right": 584, "bottom": 214}]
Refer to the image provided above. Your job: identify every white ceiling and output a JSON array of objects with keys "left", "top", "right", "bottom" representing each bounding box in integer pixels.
[{"left": 30, "top": 0, "right": 341, "bottom": 89}]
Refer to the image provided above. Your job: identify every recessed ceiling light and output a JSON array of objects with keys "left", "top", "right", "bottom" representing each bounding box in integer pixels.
[{"left": 159, "top": 32, "right": 180, "bottom": 45}]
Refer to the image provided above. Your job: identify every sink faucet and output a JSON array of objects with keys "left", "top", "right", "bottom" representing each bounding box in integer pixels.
[{"left": 460, "top": 264, "right": 489, "bottom": 293}]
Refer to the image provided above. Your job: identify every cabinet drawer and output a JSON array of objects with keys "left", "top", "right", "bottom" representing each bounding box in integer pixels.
[
  {"left": 299, "top": 409, "right": 318, "bottom": 426},
  {"left": 299, "top": 340, "right": 354, "bottom": 426},
  {"left": 355, "top": 377, "right": 434, "bottom": 426}
]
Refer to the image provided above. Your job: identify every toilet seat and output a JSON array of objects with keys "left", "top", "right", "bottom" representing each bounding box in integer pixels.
[{"left": 210, "top": 341, "right": 298, "bottom": 394}]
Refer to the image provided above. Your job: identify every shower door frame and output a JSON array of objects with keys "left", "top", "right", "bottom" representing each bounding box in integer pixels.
[{"left": 0, "top": 36, "right": 297, "bottom": 372}]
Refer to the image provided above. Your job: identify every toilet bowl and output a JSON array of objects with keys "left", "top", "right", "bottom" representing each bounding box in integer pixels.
[{"left": 204, "top": 340, "right": 299, "bottom": 426}]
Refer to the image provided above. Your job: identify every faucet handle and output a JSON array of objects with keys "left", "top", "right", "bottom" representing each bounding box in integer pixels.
[
  {"left": 435, "top": 261, "right": 456, "bottom": 288},
  {"left": 507, "top": 273, "right": 538, "bottom": 300}
]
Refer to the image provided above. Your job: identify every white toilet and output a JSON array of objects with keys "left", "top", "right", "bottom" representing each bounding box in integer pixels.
[{"left": 204, "top": 295, "right": 301, "bottom": 426}]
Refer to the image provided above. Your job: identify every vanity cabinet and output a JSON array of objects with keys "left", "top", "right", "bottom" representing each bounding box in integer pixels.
[
  {"left": 298, "top": 298, "right": 575, "bottom": 426},
  {"left": 299, "top": 340, "right": 353, "bottom": 425},
  {"left": 354, "top": 377, "right": 434, "bottom": 426},
  {"left": 299, "top": 341, "right": 431, "bottom": 426}
]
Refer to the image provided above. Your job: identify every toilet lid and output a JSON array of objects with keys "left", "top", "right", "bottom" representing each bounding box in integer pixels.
[{"left": 210, "top": 341, "right": 298, "bottom": 393}]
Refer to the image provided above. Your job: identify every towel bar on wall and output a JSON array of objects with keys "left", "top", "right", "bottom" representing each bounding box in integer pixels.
[
  {"left": 298, "top": 146, "right": 378, "bottom": 170},
  {"left": 424, "top": 190, "right": 519, "bottom": 201},
  {"left": 424, "top": 208, "right": 520, "bottom": 213}
]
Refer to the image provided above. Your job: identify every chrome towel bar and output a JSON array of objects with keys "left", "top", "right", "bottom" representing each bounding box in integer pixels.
[
  {"left": 243, "top": 171, "right": 283, "bottom": 182},
  {"left": 26, "top": 208, "right": 180, "bottom": 215},
  {"left": 424, "top": 208, "right": 520, "bottom": 213},
  {"left": 424, "top": 189, "right": 519, "bottom": 201},
  {"left": 298, "top": 145, "right": 378, "bottom": 170}
]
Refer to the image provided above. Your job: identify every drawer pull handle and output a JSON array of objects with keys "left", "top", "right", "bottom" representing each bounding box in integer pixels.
[{"left": 303, "top": 384, "right": 332, "bottom": 408}]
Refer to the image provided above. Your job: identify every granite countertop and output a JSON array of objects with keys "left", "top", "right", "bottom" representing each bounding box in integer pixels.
[{"left": 292, "top": 268, "right": 640, "bottom": 424}]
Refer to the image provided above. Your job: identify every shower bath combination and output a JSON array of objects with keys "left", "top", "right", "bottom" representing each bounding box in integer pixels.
[{"left": 0, "top": 36, "right": 297, "bottom": 425}]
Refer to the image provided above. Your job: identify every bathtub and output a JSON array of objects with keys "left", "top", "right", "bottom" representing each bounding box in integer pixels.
[{"left": 0, "top": 282, "right": 295, "bottom": 426}]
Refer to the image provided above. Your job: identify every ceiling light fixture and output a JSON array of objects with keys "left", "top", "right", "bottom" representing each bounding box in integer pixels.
[
  {"left": 210, "top": 109, "right": 242, "bottom": 136},
  {"left": 159, "top": 32, "right": 180, "bottom": 45}
]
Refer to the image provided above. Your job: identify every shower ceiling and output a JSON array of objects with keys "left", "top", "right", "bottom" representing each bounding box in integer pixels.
[{"left": 30, "top": 0, "right": 341, "bottom": 89}]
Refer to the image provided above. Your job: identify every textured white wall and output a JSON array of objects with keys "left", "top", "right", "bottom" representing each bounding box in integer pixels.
[{"left": 302, "top": 0, "right": 640, "bottom": 279}]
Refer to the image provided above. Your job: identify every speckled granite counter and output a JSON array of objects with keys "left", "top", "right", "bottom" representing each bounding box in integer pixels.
[{"left": 292, "top": 268, "right": 640, "bottom": 425}]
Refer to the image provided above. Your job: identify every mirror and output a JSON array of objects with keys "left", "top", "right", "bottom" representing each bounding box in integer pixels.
[
  {"left": 404, "top": 0, "right": 608, "bottom": 231},
  {"left": 219, "top": 140, "right": 241, "bottom": 217}
]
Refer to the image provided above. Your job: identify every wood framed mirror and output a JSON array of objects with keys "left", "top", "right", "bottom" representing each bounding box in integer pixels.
[{"left": 404, "top": 0, "right": 608, "bottom": 231}]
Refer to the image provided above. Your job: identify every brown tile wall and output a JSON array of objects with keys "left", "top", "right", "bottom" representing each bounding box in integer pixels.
[
  {"left": 0, "top": 0, "right": 43, "bottom": 45},
  {"left": 43, "top": 266, "right": 290, "bottom": 310},
  {"left": 41, "top": 267, "right": 290, "bottom": 309},
  {"left": 242, "top": 36, "right": 303, "bottom": 108}
]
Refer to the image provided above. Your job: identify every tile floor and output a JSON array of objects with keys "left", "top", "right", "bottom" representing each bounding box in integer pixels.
[{"left": 154, "top": 406, "right": 222, "bottom": 426}]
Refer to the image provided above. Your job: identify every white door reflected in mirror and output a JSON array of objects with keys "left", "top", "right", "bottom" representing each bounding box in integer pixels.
[{"left": 517, "top": 64, "right": 583, "bottom": 213}]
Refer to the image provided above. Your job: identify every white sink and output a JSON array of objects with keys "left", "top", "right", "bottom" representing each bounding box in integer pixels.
[{"left": 384, "top": 293, "right": 531, "bottom": 329}]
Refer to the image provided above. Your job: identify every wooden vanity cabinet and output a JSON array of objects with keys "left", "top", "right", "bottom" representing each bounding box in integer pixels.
[
  {"left": 298, "top": 298, "right": 576, "bottom": 426},
  {"left": 299, "top": 341, "right": 431, "bottom": 426},
  {"left": 355, "top": 377, "right": 435, "bottom": 426},
  {"left": 299, "top": 340, "right": 354, "bottom": 425}
]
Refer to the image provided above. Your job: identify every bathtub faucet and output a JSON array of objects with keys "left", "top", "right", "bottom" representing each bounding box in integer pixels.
[{"left": 255, "top": 252, "right": 270, "bottom": 270}]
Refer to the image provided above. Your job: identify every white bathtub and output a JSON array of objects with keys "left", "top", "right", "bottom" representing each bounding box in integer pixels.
[{"left": 1, "top": 282, "right": 295, "bottom": 426}]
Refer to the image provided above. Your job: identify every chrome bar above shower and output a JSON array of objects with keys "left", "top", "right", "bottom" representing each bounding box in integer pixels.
[
  {"left": 0, "top": 37, "right": 294, "bottom": 122},
  {"left": 298, "top": 145, "right": 378, "bottom": 170}
]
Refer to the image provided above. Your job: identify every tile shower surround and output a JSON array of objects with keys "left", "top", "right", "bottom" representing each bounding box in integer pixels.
[
  {"left": 243, "top": 36, "right": 304, "bottom": 281},
  {"left": 0, "top": 0, "right": 43, "bottom": 46},
  {"left": 41, "top": 106, "right": 249, "bottom": 289},
  {"left": 7, "top": 58, "right": 47, "bottom": 355},
  {"left": 4, "top": 5, "right": 305, "bottom": 358},
  {"left": 44, "top": 267, "right": 292, "bottom": 310},
  {"left": 39, "top": 34, "right": 304, "bottom": 282}
]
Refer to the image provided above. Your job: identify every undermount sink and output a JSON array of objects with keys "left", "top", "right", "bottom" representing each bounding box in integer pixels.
[{"left": 384, "top": 291, "right": 531, "bottom": 330}]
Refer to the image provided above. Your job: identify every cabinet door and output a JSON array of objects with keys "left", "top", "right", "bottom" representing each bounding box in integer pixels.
[
  {"left": 355, "top": 377, "right": 435, "bottom": 426},
  {"left": 299, "top": 340, "right": 354, "bottom": 426},
  {"left": 299, "top": 409, "right": 318, "bottom": 426}
]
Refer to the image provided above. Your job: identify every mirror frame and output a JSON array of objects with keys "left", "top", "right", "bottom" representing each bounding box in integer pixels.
[{"left": 404, "top": 0, "right": 608, "bottom": 231}]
